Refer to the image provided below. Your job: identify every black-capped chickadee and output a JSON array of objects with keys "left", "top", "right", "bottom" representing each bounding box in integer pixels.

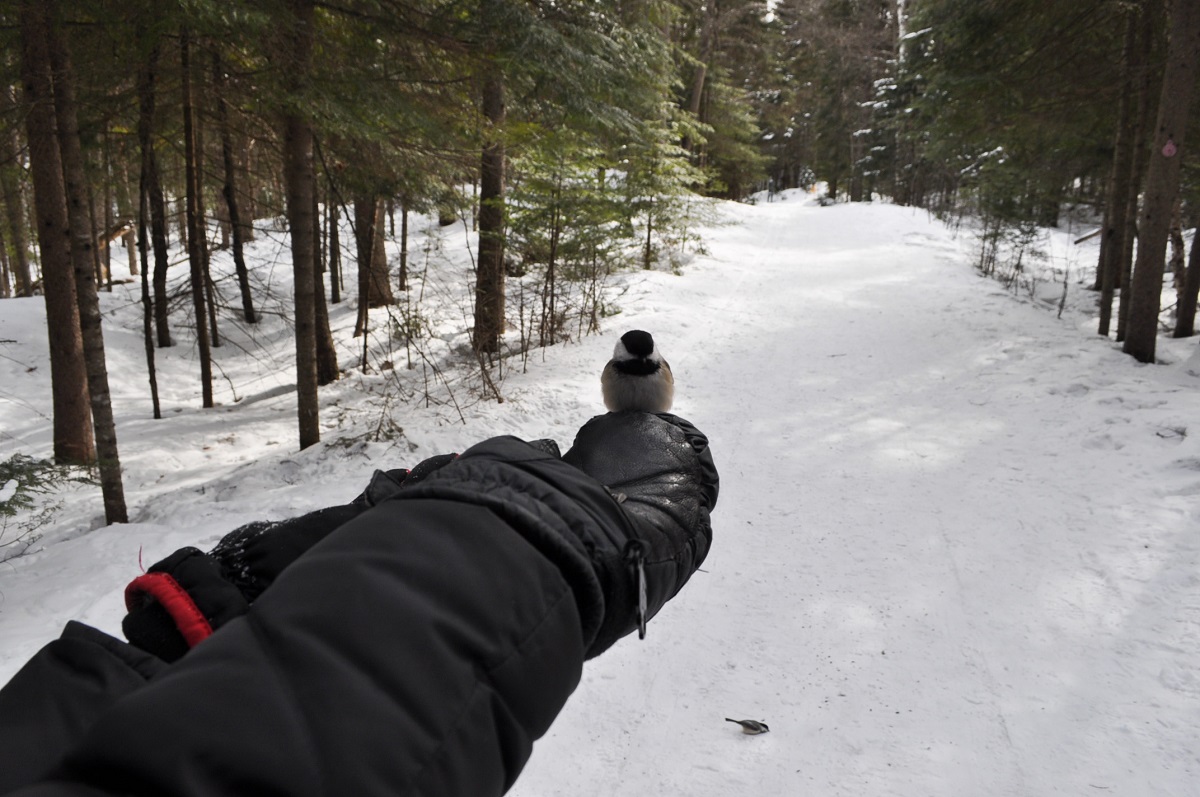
[
  {"left": 601, "top": 330, "right": 674, "bottom": 413},
  {"left": 725, "top": 718, "right": 770, "bottom": 735}
]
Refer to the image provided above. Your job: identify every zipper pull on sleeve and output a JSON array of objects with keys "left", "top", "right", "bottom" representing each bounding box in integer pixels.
[{"left": 623, "top": 539, "right": 648, "bottom": 640}]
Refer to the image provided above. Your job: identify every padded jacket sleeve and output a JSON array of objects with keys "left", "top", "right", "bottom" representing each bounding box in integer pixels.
[
  {"left": 0, "top": 423, "right": 717, "bottom": 797},
  {"left": 3, "top": 488, "right": 586, "bottom": 795},
  {"left": 0, "top": 622, "right": 167, "bottom": 794}
]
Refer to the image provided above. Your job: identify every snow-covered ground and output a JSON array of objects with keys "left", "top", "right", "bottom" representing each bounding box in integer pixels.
[{"left": 1, "top": 192, "right": 1198, "bottom": 795}]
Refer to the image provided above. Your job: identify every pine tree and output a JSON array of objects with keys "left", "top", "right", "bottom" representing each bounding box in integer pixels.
[
  {"left": 18, "top": 0, "right": 94, "bottom": 467},
  {"left": 1123, "top": 0, "right": 1200, "bottom": 364},
  {"left": 0, "top": 86, "right": 32, "bottom": 298},
  {"left": 180, "top": 27, "right": 214, "bottom": 408},
  {"left": 281, "top": 0, "right": 321, "bottom": 450},
  {"left": 474, "top": 70, "right": 507, "bottom": 354},
  {"left": 47, "top": 0, "right": 127, "bottom": 523}
]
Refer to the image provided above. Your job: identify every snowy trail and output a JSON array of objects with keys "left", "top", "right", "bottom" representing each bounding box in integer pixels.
[
  {"left": 511, "top": 200, "right": 1200, "bottom": 796},
  {"left": 2, "top": 196, "right": 1197, "bottom": 795}
]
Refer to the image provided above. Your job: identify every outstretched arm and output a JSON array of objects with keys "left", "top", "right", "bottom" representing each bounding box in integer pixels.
[{"left": 0, "top": 420, "right": 717, "bottom": 797}]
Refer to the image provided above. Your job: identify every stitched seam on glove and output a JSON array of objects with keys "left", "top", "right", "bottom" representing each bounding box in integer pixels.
[{"left": 124, "top": 572, "right": 215, "bottom": 649}]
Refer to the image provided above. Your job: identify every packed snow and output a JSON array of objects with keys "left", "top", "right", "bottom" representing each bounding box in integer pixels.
[{"left": 1, "top": 191, "right": 1198, "bottom": 795}]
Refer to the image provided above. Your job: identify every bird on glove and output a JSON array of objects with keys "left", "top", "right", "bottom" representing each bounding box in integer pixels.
[{"left": 601, "top": 329, "right": 674, "bottom": 413}]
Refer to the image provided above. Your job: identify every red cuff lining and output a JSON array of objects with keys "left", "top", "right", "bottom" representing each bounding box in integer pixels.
[{"left": 124, "top": 572, "right": 214, "bottom": 648}]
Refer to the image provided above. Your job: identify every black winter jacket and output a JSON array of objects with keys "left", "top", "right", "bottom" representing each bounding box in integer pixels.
[{"left": 0, "top": 412, "right": 717, "bottom": 797}]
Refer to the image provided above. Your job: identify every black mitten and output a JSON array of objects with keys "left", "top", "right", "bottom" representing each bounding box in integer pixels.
[
  {"left": 562, "top": 412, "right": 718, "bottom": 654},
  {"left": 123, "top": 547, "right": 251, "bottom": 662}
]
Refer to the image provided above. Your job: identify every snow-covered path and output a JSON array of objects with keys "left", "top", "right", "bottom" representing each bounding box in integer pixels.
[
  {"left": 2, "top": 196, "right": 1197, "bottom": 795},
  {"left": 511, "top": 200, "right": 1200, "bottom": 796}
]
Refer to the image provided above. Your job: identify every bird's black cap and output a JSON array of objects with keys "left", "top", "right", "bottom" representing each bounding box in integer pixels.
[{"left": 620, "top": 330, "right": 655, "bottom": 358}]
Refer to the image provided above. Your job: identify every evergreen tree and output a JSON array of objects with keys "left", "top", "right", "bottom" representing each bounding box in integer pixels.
[
  {"left": 1123, "top": 0, "right": 1200, "bottom": 363},
  {"left": 46, "top": 0, "right": 128, "bottom": 523},
  {"left": 771, "top": 0, "right": 898, "bottom": 200},
  {"left": 17, "top": 0, "right": 95, "bottom": 467},
  {"left": 280, "top": 0, "right": 322, "bottom": 450},
  {"left": 673, "top": 0, "right": 772, "bottom": 197},
  {"left": 901, "top": 0, "right": 1124, "bottom": 221}
]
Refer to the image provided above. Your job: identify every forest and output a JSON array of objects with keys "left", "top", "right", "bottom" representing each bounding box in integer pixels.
[{"left": 0, "top": 0, "right": 1197, "bottom": 525}]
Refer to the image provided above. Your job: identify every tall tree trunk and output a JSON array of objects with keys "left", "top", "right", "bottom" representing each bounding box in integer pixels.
[
  {"left": 190, "top": 74, "right": 219, "bottom": 351},
  {"left": 541, "top": 189, "right": 561, "bottom": 348},
  {"left": 328, "top": 188, "right": 341, "bottom": 304},
  {"left": 849, "top": 128, "right": 864, "bottom": 202},
  {"left": 352, "top": 195, "right": 375, "bottom": 338},
  {"left": 136, "top": 42, "right": 172, "bottom": 348},
  {"left": 474, "top": 72, "right": 506, "bottom": 354},
  {"left": 213, "top": 53, "right": 257, "bottom": 324},
  {"left": 313, "top": 177, "right": 337, "bottom": 385},
  {"left": 283, "top": 0, "right": 320, "bottom": 450},
  {"left": 368, "top": 198, "right": 393, "bottom": 308},
  {"left": 100, "top": 137, "right": 113, "bottom": 285},
  {"left": 113, "top": 139, "right": 137, "bottom": 277},
  {"left": 643, "top": 195, "right": 655, "bottom": 270},
  {"left": 129, "top": 30, "right": 164, "bottom": 425},
  {"left": 1175, "top": 218, "right": 1200, "bottom": 338},
  {"left": 1123, "top": 0, "right": 1200, "bottom": 363},
  {"left": 19, "top": 0, "right": 93, "bottom": 465},
  {"left": 181, "top": 28, "right": 214, "bottom": 405},
  {"left": 683, "top": 0, "right": 718, "bottom": 155},
  {"left": 204, "top": 251, "right": 220, "bottom": 347},
  {"left": 0, "top": 172, "right": 31, "bottom": 297},
  {"left": 1, "top": 86, "right": 32, "bottom": 297},
  {"left": 241, "top": 137, "right": 257, "bottom": 242},
  {"left": 123, "top": 229, "right": 136, "bottom": 277},
  {"left": 1098, "top": 6, "right": 1138, "bottom": 336},
  {"left": 87, "top": 181, "right": 105, "bottom": 290},
  {"left": 687, "top": 62, "right": 708, "bottom": 120},
  {"left": 0, "top": 220, "right": 10, "bottom": 297},
  {"left": 1118, "top": 0, "right": 1164, "bottom": 342},
  {"left": 138, "top": 111, "right": 162, "bottom": 421},
  {"left": 175, "top": 195, "right": 187, "bottom": 251},
  {"left": 398, "top": 198, "right": 408, "bottom": 292},
  {"left": 1168, "top": 196, "right": 1186, "bottom": 305},
  {"left": 47, "top": 2, "right": 127, "bottom": 523}
]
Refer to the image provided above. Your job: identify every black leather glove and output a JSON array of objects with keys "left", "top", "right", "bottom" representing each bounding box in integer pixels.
[{"left": 562, "top": 412, "right": 718, "bottom": 654}]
